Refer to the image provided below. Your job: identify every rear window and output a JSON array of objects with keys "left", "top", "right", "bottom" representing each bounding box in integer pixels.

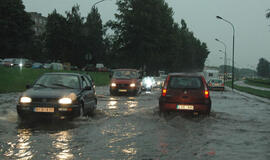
[
  {"left": 168, "top": 76, "right": 202, "bottom": 89},
  {"left": 210, "top": 79, "right": 222, "bottom": 83}
]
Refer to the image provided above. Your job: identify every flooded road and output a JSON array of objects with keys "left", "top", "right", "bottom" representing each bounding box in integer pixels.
[{"left": 0, "top": 86, "right": 270, "bottom": 160}]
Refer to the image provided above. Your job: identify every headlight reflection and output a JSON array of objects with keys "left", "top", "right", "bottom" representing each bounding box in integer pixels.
[
  {"left": 108, "top": 101, "right": 118, "bottom": 109},
  {"left": 52, "top": 131, "right": 73, "bottom": 160},
  {"left": 4, "top": 129, "right": 33, "bottom": 160}
]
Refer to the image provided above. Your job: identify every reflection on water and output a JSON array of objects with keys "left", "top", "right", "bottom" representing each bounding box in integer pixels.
[
  {"left": 127, "top": 101, "right": 137, "bottom": 109},
  {"left": 4, "top": 128, "right": 33, "bottom": 160},
  {"left": 51, "top": 131, "right": 74, "bottom": 160},
  {"left": 108, "top": 97, "right": 118, "bottom": 110},
  {"left": 101, "top": 120, "right": 140, "bottom": 159},
  {"left": 108, "top": 101, "right": 118, "bottom": 109}
]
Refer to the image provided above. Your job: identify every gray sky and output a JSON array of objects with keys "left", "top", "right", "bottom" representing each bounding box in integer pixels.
[{"left": 22, "top": 0, "right": 270, "bottom": 69}]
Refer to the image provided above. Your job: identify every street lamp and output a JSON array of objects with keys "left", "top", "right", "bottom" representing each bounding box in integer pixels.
[
  {"left": 92, "top": 0, "right": 110, "bottom": 8},
  {"left": 216, "top": 16, "right": 235, "bottom": 90},
  {"left": 215, "top": 38, "right": 227, "bottom": 84}
]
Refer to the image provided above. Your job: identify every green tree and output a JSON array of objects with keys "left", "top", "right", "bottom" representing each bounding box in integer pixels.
[
  {"left": 176, "top": 20, "right": 209, "bottom": 72},
  {"left": 65, "top": 5, "right": 86, "bottom": 67},
  {"left": 85, "top": 7, "right": 105, "bottom": 65},
  {"left": 257, "top": 58, "right": 270, "bottom": 78},
  {"left": 0, "top": 0, "right": 34, "bottom": 58},
  {"left": 108, "top": 0, "right": 209, "bottom": 74},
  {"left": 45, "top": 9, "right": 68, "bottom": 62}
]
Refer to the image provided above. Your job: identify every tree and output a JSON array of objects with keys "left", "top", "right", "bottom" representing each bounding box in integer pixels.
[
  {"left": 45, "top": 9, "right": 68, "bottom": 62},
  {"left": 257, "top": 58, "right": 270, "bottom": 78},
  {"left": 108, "top": 0, "right": 177, "bottom": 74},
  {"left": 65, "top": 5, "right": 86, "bottom": 68},
  {"left": 266, "top": 9, "right": 270, "bottom": 19},
  {"left": 0, "top": 0, "right": 34, "bottom": 58},
  {"left": 107, "top": 0, "right": 210, "bottom": 74},
  {"left": 85, "top": 7, "right": 105, "bottom": 65},
  {"left": 176, "top": 20, "right": 209, "bottom": 72}
]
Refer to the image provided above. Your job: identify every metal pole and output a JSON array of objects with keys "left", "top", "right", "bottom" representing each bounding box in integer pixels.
[
  {"left": 232, "top": 32, "right": 235, "bottom": 90},
  {"left": 216, "top": 16, "right": 235, "bottom": 90},
  {"left": 92, "top": 0, "right": 107, "bottom": 8},
  {"left": 216, "top": 38, "right": 227, "bottom": 85}
]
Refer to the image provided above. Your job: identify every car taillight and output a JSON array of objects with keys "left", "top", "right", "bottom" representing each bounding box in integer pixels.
[
  {"left": 222, "top": 83, "right": 224, "bottom": 87},
  {"left": 162, "top": 89, "right": 167, "bottom": 96},
  {"left": 204, "top": 90, "right": 209, "bottom": 99}
]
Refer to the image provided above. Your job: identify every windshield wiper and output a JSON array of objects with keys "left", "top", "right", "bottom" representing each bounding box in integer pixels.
[
  {"left": 35, "top": 83, "right": 48, "bottom": 88},
  {"left": 51, "top": 83, "right": 74, "bottom": 89}
]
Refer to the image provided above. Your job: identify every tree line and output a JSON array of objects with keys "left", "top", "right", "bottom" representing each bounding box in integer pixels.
[
  {"left": 257, "top": 58, "right": 270, "bottom": 78},
  {"left": 1, "top": 0, "right": 210, "bottom": 74}
]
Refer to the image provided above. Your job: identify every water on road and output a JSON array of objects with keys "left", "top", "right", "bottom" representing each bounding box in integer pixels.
[{"left": 0, "top": 86, "right": 269, "bottom": 160}]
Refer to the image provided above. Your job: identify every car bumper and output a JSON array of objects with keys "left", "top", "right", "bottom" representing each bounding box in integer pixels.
[
  {"left": 110, "top": 87, "right": 138, "bottom": 94},
  {"left": 209, "top": 86, "right": 224, "bottom": 91},
  {"left": 159, "top": 102, "right": 211, "bottom": 114},
  {"left": 17, "top": 104, "right": 80, "bottom": 120}
]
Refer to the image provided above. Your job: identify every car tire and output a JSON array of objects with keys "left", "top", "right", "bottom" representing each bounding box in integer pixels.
[
  {"left": 80, "top": 103, "right": 85, "bottom": 117},
  {"left": 110, "top": 91, "right": 116, "bottom": 96},
  {"left": 88, "top": 102, "right": 97, "bottom": 117},
  {"left": 17, "top": 111, "right": 26, "bottom": 120}
]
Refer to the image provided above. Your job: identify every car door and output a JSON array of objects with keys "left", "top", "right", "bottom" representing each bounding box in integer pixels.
[{"left": 81, "top": 75, "right": 96, "bottom": 111}]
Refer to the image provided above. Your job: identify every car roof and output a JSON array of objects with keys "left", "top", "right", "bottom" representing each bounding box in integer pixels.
[
  {"left": 44, "top": 72, "right": 82, "bottom": 76},
  {"left": 168, "top": 72, "right": 204, "bottom": 77},
  {"left": 113, "top": 69, "right": 139, "bottom": 71}
]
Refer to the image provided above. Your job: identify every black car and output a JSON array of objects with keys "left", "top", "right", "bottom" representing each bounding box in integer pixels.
[{"left": 17, "top": 72, "right": 97, "bottom": 120}]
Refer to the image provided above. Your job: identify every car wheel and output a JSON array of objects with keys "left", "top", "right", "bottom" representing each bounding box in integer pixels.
[
  {"left": 205, "top": 107, "right": 211, "bottom": 115},
  {"left": 88, "top": 101, "right": 97, "bottom": 117},
  {"left": 17, "top": 111, "right": 26, "bottom": 120},
  {"left": 110, "top": 91, "right": 116, "bottom": 96},
  {"left": 80, "top": 104, "right": 85, "bottom": 117}
]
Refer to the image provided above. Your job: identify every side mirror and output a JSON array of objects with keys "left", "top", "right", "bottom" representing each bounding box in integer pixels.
[
  {"left": 26, "top": 84, "right": 31, "bottom": 89},
  {"left": 84, "top": 86, "right": 92, "bottom": 90}
]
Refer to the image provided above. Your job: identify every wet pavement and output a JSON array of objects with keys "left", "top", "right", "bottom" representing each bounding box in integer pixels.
[{"left": 0, "top": 86, "right": 270, "bottom": 160}]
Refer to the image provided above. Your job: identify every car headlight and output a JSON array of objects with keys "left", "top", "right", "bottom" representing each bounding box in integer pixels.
[
  {"left": 111, "top": 83, "right": 117, "bottom": 87},
  {"left": 130, "top": 83, "right": 136, "bottom": 87},
  {"left": 58, "top": 98, "right": 72, "bottom": 105},
  {"left": 20, "top": 97, "right": 32, "bottom": 103},
  {"left": 19, "top": 63, "right": 23, "bottom": 67}
]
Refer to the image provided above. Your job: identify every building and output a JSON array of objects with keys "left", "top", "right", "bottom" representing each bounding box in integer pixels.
[{"left": 29, "top": 12, "right": 47, "bottom": 36}]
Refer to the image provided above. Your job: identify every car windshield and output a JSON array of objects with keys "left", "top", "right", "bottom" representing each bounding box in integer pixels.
[
  {"left": 168, "top": 76, "right": 202, "bottom": 89},
  {"left": 34, "top": 74, "right": 80, "bottom": 89},
  {"left": 112, "top": 70, "right": 138, "bottom": 79}
]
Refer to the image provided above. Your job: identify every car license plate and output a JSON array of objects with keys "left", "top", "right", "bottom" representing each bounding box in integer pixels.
[
  {"left": 177, "top": 105, "right": 194, "bottom": 110},
  {"left": 34, "top": 107, "right": 54, "bottom": 113},
  {"left": 119, "top": 89, "right": 127, "bottom": 92}
]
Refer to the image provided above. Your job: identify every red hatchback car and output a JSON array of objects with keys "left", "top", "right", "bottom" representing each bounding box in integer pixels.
[
  {"left": 159, "top": 73, "right": 211, "bottom": 114},
  {"left": 110, "top": 69, "right": 142, "bottom": 96}
]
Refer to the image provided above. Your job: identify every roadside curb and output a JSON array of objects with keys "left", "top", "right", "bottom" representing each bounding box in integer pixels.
[{"left": 225, "top": 86, "right": 270, "bottom": 104}]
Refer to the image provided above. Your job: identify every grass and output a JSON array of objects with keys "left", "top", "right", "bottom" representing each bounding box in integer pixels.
[
  {"left": 0, "top": 66, "right": 110, "bottom": 93},
  {"left": 245, "top": 78, "right": 270, "bottom": 89},
  {"left": 225, "top": 80, "right": 270, "bottom": 99}
]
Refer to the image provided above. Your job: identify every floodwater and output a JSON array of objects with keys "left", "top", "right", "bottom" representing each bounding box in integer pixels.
[{"left": 0, "top": 86, "right": 269, "bottom": 160}]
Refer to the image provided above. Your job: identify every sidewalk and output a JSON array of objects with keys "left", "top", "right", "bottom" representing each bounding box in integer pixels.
[{"left": 234, "top": 81, "right": 270, "bottom": 91}]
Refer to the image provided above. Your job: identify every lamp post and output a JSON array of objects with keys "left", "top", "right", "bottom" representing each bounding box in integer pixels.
[
  {"left": 92, "top": 0, "right": 109, "bottom": 8},
  {"left": 215, "top": 38, "right": 227, "bottom": 84},
  {"left": 216, "top": 16, "right": 235, "bottom": 90}
]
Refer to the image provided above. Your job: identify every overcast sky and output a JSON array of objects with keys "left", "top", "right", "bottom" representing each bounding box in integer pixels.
[{"left": 22, "top": 0, "right": 270, "bottom": 69}]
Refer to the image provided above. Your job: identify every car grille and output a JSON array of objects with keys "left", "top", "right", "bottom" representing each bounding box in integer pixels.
[
  {"left": 31, "top": 98, "right": 58, "bottom": 103},
  {"left": 117, "top": 84, "right": 130, "bottom": 87}
]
